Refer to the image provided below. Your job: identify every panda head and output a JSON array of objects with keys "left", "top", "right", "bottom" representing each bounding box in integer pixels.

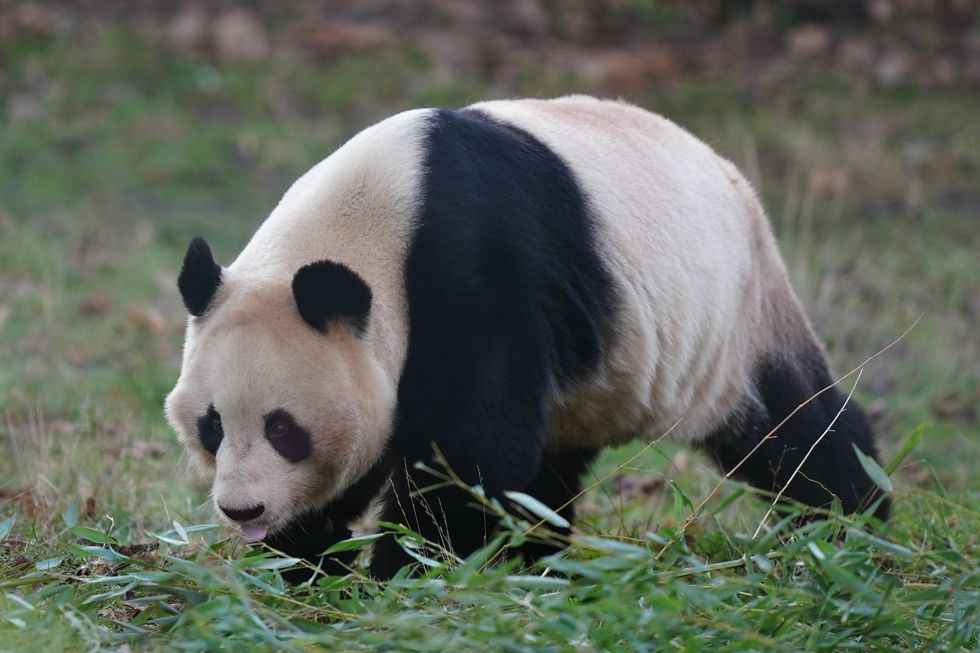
[{"left": 164, "top": 238, "right": 396, "bottom": 542}]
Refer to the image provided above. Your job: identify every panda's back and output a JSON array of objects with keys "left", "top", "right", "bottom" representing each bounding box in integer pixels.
[
  {"left": 234, "top": 97, "right": 808, "bottom": 450},
  {"left": 468, "top": 96, "right": 800, "bottom": 448}
]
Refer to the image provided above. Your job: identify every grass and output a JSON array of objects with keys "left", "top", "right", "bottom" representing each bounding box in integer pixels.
[{"left": 1, "top": 24, "right": 978, "bottom": 652}]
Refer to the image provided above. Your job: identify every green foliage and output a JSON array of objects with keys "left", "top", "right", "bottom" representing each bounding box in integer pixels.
[{"left": 0, "top": 490, "right": 978, "bottom": 652}]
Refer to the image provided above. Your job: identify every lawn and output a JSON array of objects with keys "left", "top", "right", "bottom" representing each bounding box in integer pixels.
[{"left": 1, "top": 20, "right": 978, "bottom": 652}]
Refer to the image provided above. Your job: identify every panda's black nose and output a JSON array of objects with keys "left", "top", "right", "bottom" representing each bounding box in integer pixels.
[{"left": 219, "top": 503, "right": 265, "bottom": 522}]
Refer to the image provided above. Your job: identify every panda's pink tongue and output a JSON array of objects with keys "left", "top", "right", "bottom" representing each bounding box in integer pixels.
[{"left": 241, "top": 525, "right": 268, "bottom": 542}]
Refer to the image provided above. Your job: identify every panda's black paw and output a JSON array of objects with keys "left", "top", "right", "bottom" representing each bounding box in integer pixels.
[{"left": 261, "top": 511, "right": 358, "bottom": 584}]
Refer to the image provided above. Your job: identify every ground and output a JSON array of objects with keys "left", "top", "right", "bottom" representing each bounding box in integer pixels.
[{"left": 0, "top": 6, "right": 978, "bottom": 651}]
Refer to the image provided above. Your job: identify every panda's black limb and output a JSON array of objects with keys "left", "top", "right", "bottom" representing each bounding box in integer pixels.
[
  {"left": 513, "top": 448, "right": 600, "bottom": 564},
  {"left": 368, "top": 448, "right": 600, "bottom": 580},
  {"left": 366, "top": 108, "right": 618, "bottom": 580},
  {"left": 263, "top": 453, "right": 395, "bottom": 584},
  {"left": 264, "top": 510, "right": 355, "bottom": 584},
  {"left": 699, "top": 350, "right": 891, "bottom": 522},
  {"left": 371, "top": 461, "right": 498, "bottom": 580}
]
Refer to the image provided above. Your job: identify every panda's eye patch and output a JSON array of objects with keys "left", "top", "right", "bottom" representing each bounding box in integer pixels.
[
  {"left": 196, "top": 403, "right": 223, "bottom": 456},
  {"left": 263, "top": 409, "right": 312, "bottom": 463}
]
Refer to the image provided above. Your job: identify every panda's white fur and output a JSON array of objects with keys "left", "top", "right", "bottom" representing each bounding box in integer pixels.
[
  {"left": 166, "top": 110, "right": 427, "bottom": 537},
  {"left": 165, "top": 95, "right": 886, "bottom": 572}
]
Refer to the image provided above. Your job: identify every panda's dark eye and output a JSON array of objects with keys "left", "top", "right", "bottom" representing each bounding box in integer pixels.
[
  {"left": 267, "top": 418, "right": 289, "bottom": 439},
  {"left": 263, "top": 409, "right": 312, "bottom": 463},
  {"left": 196, "top": 403, "right": 224, "bottom": 456}
]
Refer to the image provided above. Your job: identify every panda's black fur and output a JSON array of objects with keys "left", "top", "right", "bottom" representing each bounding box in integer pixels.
[
  {"left": 170, "top": 99, "right": 889, "bottom": 581},
  {"left": 701, "top": 353, "right": 885, "bottom": 521},
  {"left": 374, "top": 109, "right": 619, "bottom": 577}
]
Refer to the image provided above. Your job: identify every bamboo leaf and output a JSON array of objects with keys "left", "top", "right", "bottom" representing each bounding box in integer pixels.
[
  {"left": 323, "top": 533, "right": 385, "bottom": 555},
  {"left": 35, "top": 558, "right": 63, "bottom": 571},
  {"left": 885, "top": 422, "right": 929, "bottom": 475},
  {"left": 853, "top": 444, "right": 893, "bottom": 493},
  {"left": 70, "top": 525, "right": 118, "bottom": 545},
  {"left": 62, "top": 501, "right": 78, "bottom": 528},
  {"left": 503, "top": 491, "right": 570, "bottom": 529}
]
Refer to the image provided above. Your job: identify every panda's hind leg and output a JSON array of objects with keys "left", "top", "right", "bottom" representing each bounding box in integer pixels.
[{"left": 699, "top": 355, "right": 890, "bottom": 520}]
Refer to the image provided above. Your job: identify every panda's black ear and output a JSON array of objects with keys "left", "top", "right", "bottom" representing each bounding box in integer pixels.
[
  {"left": 178, "top": 237, "right": 222, "bottom": 317},
  {"left": 292, "top": 260, "right": 372, "bottom": 335}
]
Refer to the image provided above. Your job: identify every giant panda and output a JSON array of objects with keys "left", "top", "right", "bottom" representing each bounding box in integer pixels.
[{"left": 165, "top": 95, "right": 889, "bottom": 580}]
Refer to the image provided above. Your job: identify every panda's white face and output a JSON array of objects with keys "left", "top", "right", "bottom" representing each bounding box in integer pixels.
[{"left": 165, "top": 279, "right": 396, "bottom": 541}]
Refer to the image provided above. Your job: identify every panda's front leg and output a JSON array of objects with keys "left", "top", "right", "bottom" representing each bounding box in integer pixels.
[
  {"left": 370, "top": 447, "right": 601, "bottom": 579},
  {"left": 370, "top": 320, "right": 557, "bottom": 579},
  {"left": 264, "top": 455, "right": 395, "bottom": 583},
  {"left": 371, "top": 433, "right": 543, "bottom": 580},
  {"left": 370, "top": 459, "right": 508, "bottom": 581},
  {"left": 263, "top": 507, "right": 356, "bottom": 582}
]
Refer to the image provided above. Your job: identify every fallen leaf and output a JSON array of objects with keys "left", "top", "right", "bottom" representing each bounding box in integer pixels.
[
  {"left": 808, "top": 165, "right": 851, "bottom": 197},
  {"left": 115, "top": 543, "right": 155, "bottom": 557},
  {"left": 292, "top": 21, "right": 387, "bottom": 60},
  {"left": 169, "top": 2, "right": 208, "bottom": 52},
  {"left": 0, "top": 487, "right": 31, "bottom": 502},
  {"left": 124, "top": 306, "right": 167, "bottom": 335},
  {"left": 786, "top": 26, "right": 831, "bottom": 58},
  {"left": 213, "top": 8, "right": 270, "bottom": 63},
  {"left": 613, "top": 473, "right": 664, "bottom": 501},
  {"left": 79, "top": 293, "right": 112, "bottom": 317}
]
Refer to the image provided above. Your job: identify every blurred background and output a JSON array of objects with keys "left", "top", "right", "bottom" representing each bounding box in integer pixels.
[{"left": 0, "top": 1, "right": 977, "bottom": 534}]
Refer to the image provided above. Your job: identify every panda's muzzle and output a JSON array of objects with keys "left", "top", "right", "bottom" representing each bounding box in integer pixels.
[{"left": 218, "top": 503, "right": 270, "bottom": 541}]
